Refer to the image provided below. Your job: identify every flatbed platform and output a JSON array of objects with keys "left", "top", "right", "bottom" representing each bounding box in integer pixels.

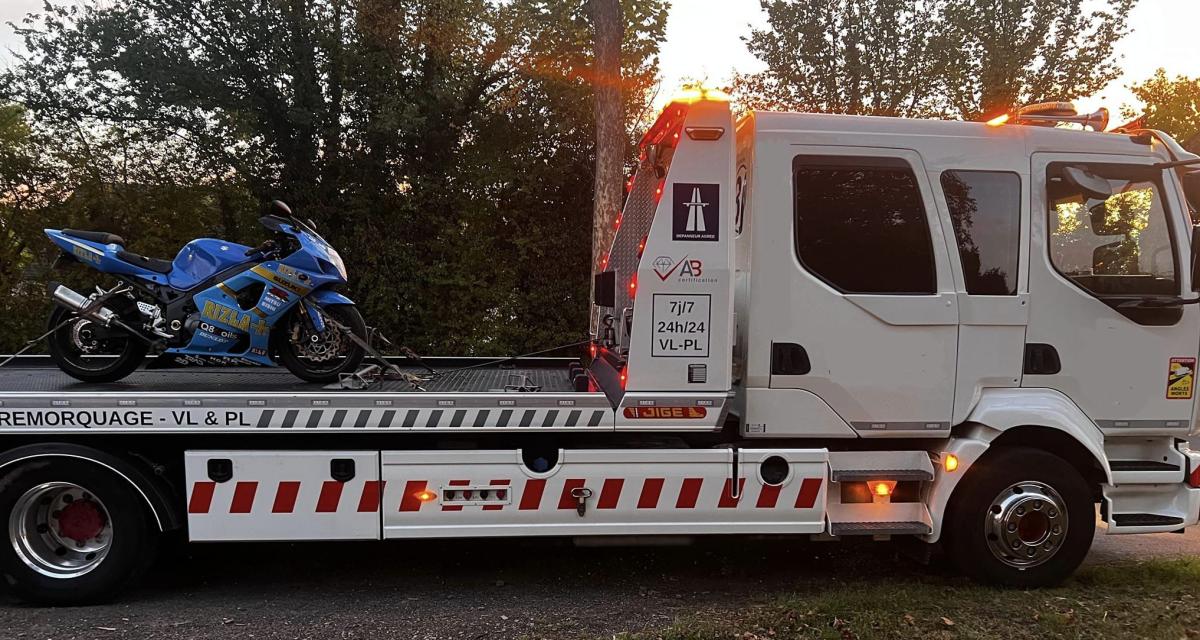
[
  {"left": 0, "top": 358, "right": 728, "bottom": 435},
  {"left": 0, "top": 361, "right": 576, "bottom": 394}
]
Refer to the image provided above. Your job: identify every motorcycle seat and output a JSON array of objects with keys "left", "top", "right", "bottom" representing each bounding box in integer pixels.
[
  {"left": 63, "top": 229, "right": 126, "bottom": 246},
  {"left": 116, "top": 249, "right": 173, "bottom": 274}
]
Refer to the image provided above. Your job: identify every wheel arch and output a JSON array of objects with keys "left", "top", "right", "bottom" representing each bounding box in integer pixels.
[
  {"left": 0, "top": 443, "right": 183, "bottom": 532},
  {"left": 925, "top": 388, "right": 1112, "bottom": 543}
]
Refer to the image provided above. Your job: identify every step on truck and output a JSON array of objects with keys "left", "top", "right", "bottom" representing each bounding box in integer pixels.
[{"left": 2, "top": 92, "right": 1200, "bottom": 603}]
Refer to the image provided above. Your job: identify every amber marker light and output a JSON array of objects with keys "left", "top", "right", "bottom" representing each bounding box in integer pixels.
[
  {"left": 414, "top": 490, "right": 437, "bottom": 502},
  {"left": 985, "top": 113, "right": 1010, "bottom": 127},
  {"left": 944, "top": 454, "right": 960, "bottom": 472},
  {"left": 871, "top": 481, "right": 892, "bottom": 497}
]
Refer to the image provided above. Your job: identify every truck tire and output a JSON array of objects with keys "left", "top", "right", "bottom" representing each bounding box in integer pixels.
[
  {"left": 944, "top": 447, "right": 1094, "bottom": 587},
  {"left": 0, "top": 458, "right": 157, "bottom": 604}
]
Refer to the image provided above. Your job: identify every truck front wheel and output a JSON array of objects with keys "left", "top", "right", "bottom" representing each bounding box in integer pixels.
[
  {"left": 944, "top": 447, "right": 1094, "bottom": 587},
  {"left": 0, "top": 458, "right": 158, "bottom": 604}
]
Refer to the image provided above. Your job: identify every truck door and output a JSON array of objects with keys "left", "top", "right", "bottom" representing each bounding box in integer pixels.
[
  {"left": 761, "top": 148, "right": 959, "bottom": 436},
  {"left": 1026, "top": 154, "right": 1199, "bottom": 431}
]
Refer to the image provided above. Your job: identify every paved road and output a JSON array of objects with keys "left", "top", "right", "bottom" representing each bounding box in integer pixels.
[{"left": 0, "top": 526, "right": 1195, "bottom": 640}]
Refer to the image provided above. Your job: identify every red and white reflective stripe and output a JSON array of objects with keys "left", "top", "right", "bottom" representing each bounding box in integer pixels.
[
  {"left": 189, "top": 477, "right": 825, "bottom": 514},
  {"left": 394, "top": 477, "right": 823, "bottom": 512},
  {"left": 188, "top": 480, "right": 386, "bottom": 514}
]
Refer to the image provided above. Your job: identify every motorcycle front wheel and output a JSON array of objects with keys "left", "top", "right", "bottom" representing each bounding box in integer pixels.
[
  {"left": 273, "top": 303, "right": 367, "bottom": 383},
  {"left": 46, "top": 305, "right": 148, "bottom": 383}
]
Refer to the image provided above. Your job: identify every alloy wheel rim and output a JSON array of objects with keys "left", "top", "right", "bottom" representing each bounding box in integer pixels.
[
  {"left": 8, "top": 482, "right": 113, "bottom": 579},
  {"left": 984, "top": 480, "right": 1068, "bottom": 569}
]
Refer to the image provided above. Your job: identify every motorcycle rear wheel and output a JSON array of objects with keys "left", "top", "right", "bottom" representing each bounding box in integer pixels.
[
  {"left": 274, "top": 304, "right": 367, "bottom": 383},
  {"left": 46, "top": 305, "right": 148, "bottom": 383}
]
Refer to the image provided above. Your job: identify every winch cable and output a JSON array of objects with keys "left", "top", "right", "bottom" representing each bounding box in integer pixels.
[
  {"left": 0, "top": 318, "right": 74, "bottom": 369},
  {"left": 430, "top": 339, "right": 592, "bottom": 377}
]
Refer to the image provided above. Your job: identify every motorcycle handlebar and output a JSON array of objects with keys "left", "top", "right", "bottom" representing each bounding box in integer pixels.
[{"left": 245, "top": 239, "right": 276, "bottom": 257}]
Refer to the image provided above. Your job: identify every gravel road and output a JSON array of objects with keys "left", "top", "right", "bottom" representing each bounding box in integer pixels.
[{"left": 0, "top": 525, "right": 1196, "bottom": 640}]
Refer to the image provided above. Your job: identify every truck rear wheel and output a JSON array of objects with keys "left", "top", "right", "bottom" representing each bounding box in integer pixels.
[
  {"left": 944, "top": 447, "right": 1094, "bottom": 587},
  {"left": 0, "top": 458, "right": 157, "bottom": 604}
]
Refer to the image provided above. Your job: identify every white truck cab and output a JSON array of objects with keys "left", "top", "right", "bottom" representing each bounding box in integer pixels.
[
  {"left": 589, "top": 93, "right": 1200, "bottom": 583},
  {"left": 0, "top": 93, "right": 1197, "bottom": 603}
]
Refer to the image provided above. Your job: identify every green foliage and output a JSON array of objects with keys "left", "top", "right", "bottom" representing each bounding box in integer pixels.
[
  {"left": 1122, "top": 68, "right": 1200, "bottom": 146},
  {"left": 0, "top": 0, "right": 668, "bottom": 355},
  {"left": 734, "top": 0, "right": 1136, "bottom": 120}
]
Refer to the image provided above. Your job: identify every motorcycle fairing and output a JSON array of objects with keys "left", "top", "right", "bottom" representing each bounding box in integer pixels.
[{"left": 168, "top": 260, "right": 346, "bottom": 365}]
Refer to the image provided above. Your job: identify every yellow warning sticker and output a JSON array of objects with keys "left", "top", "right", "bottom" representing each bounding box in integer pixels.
[{"left": 1166, "top": 357, "right": 1195, "bottom": 399}]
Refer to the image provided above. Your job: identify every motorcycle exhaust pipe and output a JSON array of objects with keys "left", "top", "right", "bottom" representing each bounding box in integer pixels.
[
  {"left": 50, "top": 284, "right": 154, "bottom": 344},
  {"left": 51, "top": 284, "right": 120, "bottom": 325}
]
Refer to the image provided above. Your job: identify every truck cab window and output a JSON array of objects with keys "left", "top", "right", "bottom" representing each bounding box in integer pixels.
[
  {"left": 1047, "top": 163, "right": 1177, "bottom": 296},
  {"left": 941, "top": 170, "right": 1020, "bottom": 295},
  {"left": 792, "top": 156, "right": 935, "bottom": 294}
]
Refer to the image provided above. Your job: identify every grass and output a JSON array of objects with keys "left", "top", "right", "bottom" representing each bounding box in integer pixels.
[{"left": 615, "top": 558, "right": 1200, "bottom": 640}]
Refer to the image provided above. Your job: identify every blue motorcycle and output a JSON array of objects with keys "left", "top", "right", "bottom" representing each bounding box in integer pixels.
[{"left": 43, "top": 201, "right": 367, "bottom": 383}]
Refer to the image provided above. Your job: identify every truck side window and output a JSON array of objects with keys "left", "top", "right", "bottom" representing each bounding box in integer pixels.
[
  {"left": 792, "top": 156, "right": 935, "bottom": 294},
  {"left": 941, "top": 170, "right": 1021, "bottom": 295},
  {"left": 1047, "top": 163, "right": 1177, "bottom": 296}
]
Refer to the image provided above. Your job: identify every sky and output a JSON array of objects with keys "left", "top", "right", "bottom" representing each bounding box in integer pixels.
[{"left": 1, "top": 0, "right": 1199, "bottom": 120}]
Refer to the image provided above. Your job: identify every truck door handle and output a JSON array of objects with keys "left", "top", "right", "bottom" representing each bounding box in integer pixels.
[
  {"left": 207, "top": 458, "right": 233, "bottom": 483},
  {"left": 330, "top": 458, "right": 356, "bottom": 483},
  {"left": 771, "top": 342, "right": 811, "bottom": 375}
]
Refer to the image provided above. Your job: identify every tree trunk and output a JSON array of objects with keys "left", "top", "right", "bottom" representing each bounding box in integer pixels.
[{"left": 588, "top": 0, "right": 624, "bottom": 336}]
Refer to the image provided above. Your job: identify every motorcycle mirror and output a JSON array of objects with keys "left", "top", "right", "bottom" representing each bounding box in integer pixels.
[
  {"left": 306, "top": 218, "right": 318, "bottom": 231},
  {"left": 269, "top": 200, "right": 293, "bottom": 217}
]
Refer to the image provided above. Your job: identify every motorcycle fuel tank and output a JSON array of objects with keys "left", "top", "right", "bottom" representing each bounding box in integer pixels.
[{"left": 169, "top": 238, "right": 254, "bottom": 290}]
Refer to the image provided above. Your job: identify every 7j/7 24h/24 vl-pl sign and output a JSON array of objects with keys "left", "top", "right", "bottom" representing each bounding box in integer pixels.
[{"left": 652, "top": 294, "right": 711, "bottom": 357}]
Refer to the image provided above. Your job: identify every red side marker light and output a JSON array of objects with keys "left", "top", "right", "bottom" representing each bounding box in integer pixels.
[
  {"left": 619, "top": 369, "right": 628, "bottom": 388},
  {"left": 628, "top": 274, "right": 637, "bottom": 299},
  {"left": 685, "top": 126, "right": 725, "bottom": 141}
]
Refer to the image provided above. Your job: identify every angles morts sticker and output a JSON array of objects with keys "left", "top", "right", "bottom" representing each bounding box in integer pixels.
[
  {"left": 672, "top": 183, "right": 719, "bottom": 242},
  {"left": 1166, "top": 357, "right": 1195, "bottom": 399}
]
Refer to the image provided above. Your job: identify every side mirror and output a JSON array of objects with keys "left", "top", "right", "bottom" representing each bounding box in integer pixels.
[
  {"left": 269, "top": 200, "right": 293, "bottom": 217},
  {"left": 1192, "top": 226, "right": 1200, "bottom": 292},
  {"left": 1182, "top": 170, "right": 1200, "bottom": 213},
  {"left": 1062, "top": 166, "right": 1113, "bottom": 200}
]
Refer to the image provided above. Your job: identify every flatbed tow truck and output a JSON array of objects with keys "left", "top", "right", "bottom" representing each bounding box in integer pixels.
[{"left": 1, "top": 93, "right": 1199, "bottom": 603}]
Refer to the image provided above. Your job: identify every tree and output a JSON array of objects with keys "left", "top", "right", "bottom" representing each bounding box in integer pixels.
[
  {"left": 0, "top": 0, "right": 668, "bottom": 355},
  {"left": 587, "top": 0, "right": 624, "bottom": 330},
  {"left": 734, "top": 0, "right": 1136, "bottom": 120},
  {"left": 1121, "top": 68, "right": 1200, "bottom": 145}
]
